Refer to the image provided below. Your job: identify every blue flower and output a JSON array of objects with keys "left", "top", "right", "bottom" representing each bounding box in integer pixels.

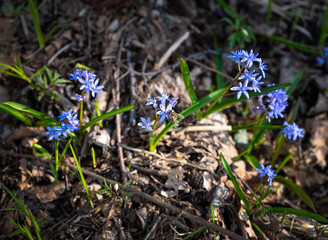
[
  {"left": 79, "top": 71, "right": 94, "bottom": 93},
  {"left": 146, "top": 97, "right": 158, "bottom": 109},
  {"left": 90, "top": 78, "right": 104, "bottom": 97},
  {"left": 265, "top": 88, "right": 288, "bottom": 121},
  {"left": 256, "top": 164, "right": 276, "bottom": 186},
  {"left": 69, "top": 69, "right": 83, "bottom": 80},
  {"left": 58, "top": 109, "right": 75, "bottom": 121},
  {"left": 324, "top": 48, "right": 328, "bottom": 58},
  {"left": 240, "top": 49, "right": 261, "bottom": 68},
  {"left": 250, "top": 76, "right": 264, "bottom": 93},
  {"left": 138, "top": 117, "right": 153, "bottom": 131},
  {"left": 158, "top": 93, "right": 170, "bottom": 105},
  {"left": 267, "top": 169, "right": 277, "bottom": 186},
  {"left": 67, "top": 113, "right": 80, "bottom": 131},
  {"left": 59, "top": 122, "right": 70, "bottom": 138},
  {"left": 169, "top": 97, "right": 179, "bottom": 108},
  {"left": 238, "top": 69, "right": 258, "bottom": 82},
  {"left": 317, "top": 57, "right": 325, "bottom": 66},
  {"left": 230, "top": 80, "right": 253, "bottom": 99},
  {"left": 266, "top": 101, "right": 287, "bottom": 119},
  {"left": 45, "top": 126, "right": 61, "bottom": 141},
  {"left": 76, "top": 94, "right": 86, "bottom": 102},
  {"left": 281, "top": 121, "right": 304, "bottom": 141},
  {"left": 157, "top": 103, "right": 172, "bottom": 123},
  {"left": 228, "top": 50, "right": 246, "bottom": 63},
  {"left": 259, "top": 60, "right": 268, "bottom": 78}
]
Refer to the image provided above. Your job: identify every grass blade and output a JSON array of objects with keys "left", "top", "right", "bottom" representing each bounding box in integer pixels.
[
  {"left": 285, "top": 69, "right": 305, "bottom": 97},
  {"left": 275, "top": 176, "right": 315, "bottom": 211},
  {"left": 80, "top": 104, "right": 134, "bottom": 136},
  {"left": 28, "top": 0, "right": 44, "bottom": 48},
  {"left": 243, "top": 154, "right": 260, "bottom": 169},
  {"left": 180, "top": 59, "right": 201, "bottom": 119},
  {"left": 275, "top": 151, "right": 295, "bottom": 175},
  {"left": 319, "top": 5, "right": 328, "bottom": 46},
  {"left": 0, "top": 103, "right": 33, "bottom": 126},
  {"left": 231, "top": 124, "right": 284, "bottom": 131},
  {"left": 267, "top": 207, "right": 328, "bottom": 223},
  {"left": 4, "top": 101, "right": 58, "bottom": 125},
  {"left": 44, "top": 20, "right": 69, "bottom": 42},
  {"left": 220, "top": 153, "right": 250, "bottom": 215},
  {"left": 265, "top": 36, "right": 319, "bottom": 54}
]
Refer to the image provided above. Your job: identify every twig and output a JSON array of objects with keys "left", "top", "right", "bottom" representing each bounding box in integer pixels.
[
  {"left": 0, "top": 149, "right": 245, "bottom": 239},
  {"left": 144, "top": 214, "right": 161, "bottom": 240},
  {"left": 124, "top": 51, "right": 136, "bottom": 135},
  {"left": 122, "top": 144, "right": 162, "bottom": 158},
  {"left": 122, "top": 49, "right": 222, "bottom": 78},
  {"left": 188, "top": 58, "right": 234, "bottom": 81},
  {"left": 178, "top": 125, "right": 232, "bottom": 132},
  {"left": 112, "top": 35, "right": 127, "bottom": 183},
  {"left": 156, "top": 31, "right": 190, "bottom": 69},
  {"left": 20, "top": 15, "right": 29, "bottom": 37},
  {"left": 47, "top": 43, "right": 72, "bottom": 65}
]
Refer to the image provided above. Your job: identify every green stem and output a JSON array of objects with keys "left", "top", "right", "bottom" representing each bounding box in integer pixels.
[
  {"left": 55, "top": 140, "right": 59, "bottom": 172},
  {"left": 95, "top": 99, "right": 103, "bottom": 127},
  {"left": 204, "top": 65, "right": 245, "bottom": 115},
  {"left": 79, "top": 100, "right": 83, "bottom": 126},
  {"left": 250, "top": 180, "right": 263, "bottom": 214},
  {"left": 270, "top": 136, "right": 286, "bottom": 166}
]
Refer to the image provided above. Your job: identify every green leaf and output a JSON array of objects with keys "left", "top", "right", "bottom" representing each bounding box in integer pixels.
[
  {"left": 285, "top": 69, "right": 305, "bottom": 97},
  {"left": 180, "top": 59, "right": 201, "bottom": 119},
  {"left": 220, "top": 153, "right": 250, "bottom": 215},
  {"left": 275, "top": 151, "right": 295, "bottom": 175},
  {"left": 45, "top": 20, "right": 69, "bottom": 42},
  {"left": 265, "top": 35, "right": 319, "bottom": 54},
  {"left": 267, "top": 207, "right": 328, "bottom": 223},
  {"left": 28, "top": 0, "right": 44, "bottom": 48},
  {"left": 221, "top": 17, "right": 234, "bottom": 27},
  {"left": 275, "top": 176, "right": 315, "bottom": 210},
  {"left": 0, "top": 103, "right": 33, "bottom": 126},
  {"left": 32, "top": 143, "right": 51, "bottom": 159},
  {"left": 79, "top": 105, "right": 135, "bottom": 136},
  {"left": 243, "top": 154, "right": 260, "bottom": 169},
  {"left": 231, "top": 124, "right": 284, "bottom": 131},
  {"left": 271, "top": 134, "right": 285, "bottom": 165},
  {"left": 4, "top": 102, "right": 58, "bottom": 126},
  {"left": 203, "top": 82, "right": 291, "bottom": 118},
  {"left": 319, "top": 6, "right": 328, "bottom": 46},
  {"left": 52, "top": 78, "right": 71, "bottom": 84},
  {"left": 149, "top": 88, "right": 226, "bottom": 151}
]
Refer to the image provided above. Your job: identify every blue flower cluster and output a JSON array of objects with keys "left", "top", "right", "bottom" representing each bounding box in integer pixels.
[
  {"left": 254, "top": 86, "right": 289, "bottom": 121},
  {"left": 229, "top": 49, "right": 267, "bottom": 99},
  {"left": 281, "top": 121, "right": 304, "bottom": 141},
  {"left": 317, "top": 48, "right": 328, "bottom": 66},
  {"left": 45, "top": 109, "right": 80, "bottom": 141},
  {"left": 69, "top": 69, "right": 104, "bottom": 101},
  {"left": 138, "top": 93, "right": 181, "bottom": 131},
  {"left": 256, "top": 163, "right": 277, "bottom": 186}
]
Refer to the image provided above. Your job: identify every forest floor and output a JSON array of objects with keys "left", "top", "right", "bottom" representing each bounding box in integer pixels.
[{"left": 0, "top": 1, "right": 328, "bottom": 239}]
